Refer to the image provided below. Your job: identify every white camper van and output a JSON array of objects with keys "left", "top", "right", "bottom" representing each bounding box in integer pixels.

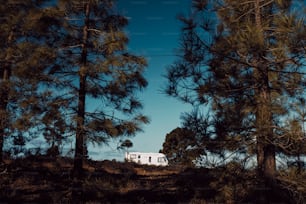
[{"left": 125, "top": 152, "right": 169, "bottom": 166}]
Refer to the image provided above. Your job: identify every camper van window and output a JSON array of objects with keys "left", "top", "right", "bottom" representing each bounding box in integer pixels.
[
  {"left": 158, "top": 157, "right": 166, "bottom": 163},
  {"left": 138, "top": 155, "right": 141, "bottom": 159},
  {"left": 149, "top": 156, "right": 151, "bottom": 163},
  {"left": 130, "top": 154, "right": 136, "bottom": 159}
]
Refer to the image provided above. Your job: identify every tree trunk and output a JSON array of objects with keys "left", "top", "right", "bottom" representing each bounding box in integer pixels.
[
  {"left": 253, "top": 1, "right": 276, "bottom": 202},
  {"left": 256, "top": 138, "right": 264, "bottom": 175},
  {"left": 263, "top": 144, "right": 276, "bottom": 178},
  {"left": 254, "top": 0, "right": 276, "bottom": 180},
  {"left": 0, "top": 67, "right": 10, "bottom": 164},
  {"left": 0, "top": 89, "right": 8, "bottom": 164},
  {"left": 73, "top": 2, "right": 90, "bottom": 178},
  {"left": 256, "top": 94, "right": 276, "bottom": 179},
  {"left": 0, "top": 31, "right": 13, "bottom": 164}
]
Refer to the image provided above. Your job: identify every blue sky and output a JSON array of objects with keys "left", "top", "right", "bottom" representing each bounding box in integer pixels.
[{"left": 90, "top": 0, "right": 193, "bottom": 160}]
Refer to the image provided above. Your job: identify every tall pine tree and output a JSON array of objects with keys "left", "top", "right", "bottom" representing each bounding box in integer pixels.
[
  {"left": 166, "top": 0, "right": 306, "bottom": 180},
  {"left": 0, "top": 0, "right": 64, "bottom": 162},
  {"left": 52, "top": 0, "right": 148, "bottom": 176}
]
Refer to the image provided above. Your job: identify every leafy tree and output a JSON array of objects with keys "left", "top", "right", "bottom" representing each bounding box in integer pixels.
[
  {"left": 161, "top": 127, "right": 203, "bottom": 167},
  {"left": 165, "top": 0, "right": 306, "bottom": 182},
  {"left": 52, "top": 0, "right": 149, "bottom": 176},
  {"left": 118, "top": 139, "right": 133, "bottom": 153}
]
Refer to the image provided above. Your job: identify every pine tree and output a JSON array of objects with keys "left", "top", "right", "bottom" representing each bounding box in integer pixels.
[
  {"left": 165, "top": 0, "right": 306, "bottom": 182},
  {"left": 53, "top": 0, "right": 148, "bottom": 176},
  {"left": 283, "top": 97, "right": 306, "bottom": 171},
  {"left": 0, "top": 0, "right": 63, "bottom": 162}
]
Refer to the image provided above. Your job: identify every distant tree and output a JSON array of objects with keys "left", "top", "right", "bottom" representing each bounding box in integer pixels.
[
  {"left": 118, "top": 139, "right": 133, "bottom": 153},
  {"left": 52, "top": 0, "right": 149, "bottom": 177},
  {"left": 279, "top": 97, "right": 306, "bottom": 171},
  {"left": 161, "top": 127, "right": 203, "bottom": 167},
  {"left": 12, "top": 133, "right": 26, "bottom": 157},
  {"left": 165, "top": 0, "right": 306, "bottom": 183}
]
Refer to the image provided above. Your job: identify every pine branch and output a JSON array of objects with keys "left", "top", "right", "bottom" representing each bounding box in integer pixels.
[
  {"left": 58, "top": 44, "right": 83, "bottom": 50},
  {"left": 87, "top": 28, "right": 106, "bottom": 34}
]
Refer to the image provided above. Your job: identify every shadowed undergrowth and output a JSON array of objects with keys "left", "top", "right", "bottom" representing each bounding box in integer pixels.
[{"left": 0, "top": 156, "right": 304, "bottom": 203}]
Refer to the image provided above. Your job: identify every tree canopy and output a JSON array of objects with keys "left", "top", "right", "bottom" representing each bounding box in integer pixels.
[
  {"left": 0, "top": 0, "right": 149, "bottom": 176},
  {"left": 165, "top": 0, "right": 306, "bottom": 180},
  {"left": 0, "top": 0, "right": 66, "bottom": 162},
  {"left": 161, "top": 127, "right": 201, "bottom": 166}
]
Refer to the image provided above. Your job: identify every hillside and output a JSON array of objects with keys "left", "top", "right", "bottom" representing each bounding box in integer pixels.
[{"left": 0, "top": 156, "right": 304, "bottom": 203}]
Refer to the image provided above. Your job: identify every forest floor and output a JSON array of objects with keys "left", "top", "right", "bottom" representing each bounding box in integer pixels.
[{"left": 0, "top": 156, "right": 303, "bottom": 203}]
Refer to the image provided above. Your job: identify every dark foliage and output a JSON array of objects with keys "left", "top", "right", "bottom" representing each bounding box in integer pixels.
[{"left": 0, "top": 157, "right": 304, "bottom": 203}]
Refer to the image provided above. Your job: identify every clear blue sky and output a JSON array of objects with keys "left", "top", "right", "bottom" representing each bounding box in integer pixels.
[{"left": 90, "top": 0, "right": 193, "bottom": 160}]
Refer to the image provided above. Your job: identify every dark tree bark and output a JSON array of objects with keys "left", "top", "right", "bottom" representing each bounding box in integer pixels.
[
  {"left": 0, "top": 30, "right": 13, "bottom": 164},
  {"left": 73, "top": 2, "right": 90, "bottom": 177},
  {"left": 254, "top": 0, "right": 276, "bottom": 179}
]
